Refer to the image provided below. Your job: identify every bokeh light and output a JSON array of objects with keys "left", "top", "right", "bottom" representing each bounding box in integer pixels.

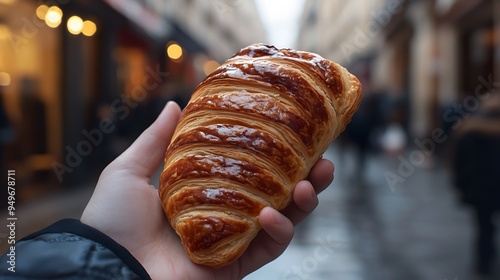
[
  {"left": 36, "top": 5, "right": 49, "bottom": 20},
  {"left": 82, "top": 20, "right": 97, "bottom": 36},
  {"left": 67, "top": 16, "right": 84, "bottom": 35},
  {"left": 45, "top": 6, "right": 63, "bottom": 28},
  {"left": 167, "top": 43, "right": 183, "bottom": 60},
  {"left": 203, "top": 60, "right": 220, "bottom": 75}
]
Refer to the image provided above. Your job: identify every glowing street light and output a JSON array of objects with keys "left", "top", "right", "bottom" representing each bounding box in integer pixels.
[
  {"left": 36, "top": 5, "right": 49, "bottom": 20},
  {"left": 167, "top": 42, "right": 183, "bottom": 61},
  {"left": 82, "top": 20, "right": 97, "bottom": 36},
  {"left": 45, "top": 6, "right": 63, "bottom": 28},
  {"left": 67, "top": 16, "right": 83, "bottom": 35}
]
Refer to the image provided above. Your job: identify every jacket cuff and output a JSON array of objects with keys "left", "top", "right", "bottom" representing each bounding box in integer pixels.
[{"left": 21, "top": 218, "right": 151, "bottom": 279}]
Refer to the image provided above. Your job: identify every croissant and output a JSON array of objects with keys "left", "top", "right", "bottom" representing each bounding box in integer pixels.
[{"left": 159, "top": 44, "right": 362, "bottom": 268}]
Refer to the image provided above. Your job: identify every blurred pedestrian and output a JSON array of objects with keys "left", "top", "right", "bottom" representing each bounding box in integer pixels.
[
  {"left": 450, "top": 94, "right": 500, "bottom": 275},
  {"left": 343, "top": 90, "right": 384, "bottom": 178}
]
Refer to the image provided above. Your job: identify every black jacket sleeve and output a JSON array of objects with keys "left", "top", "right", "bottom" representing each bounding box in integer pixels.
[{"left": 0, "top": 219, "right": 151, "bottom": 280}]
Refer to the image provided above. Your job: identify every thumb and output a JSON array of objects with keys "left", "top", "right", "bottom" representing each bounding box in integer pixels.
[{"left": 113, "top": 101, "right": 182, "bottom": 178}]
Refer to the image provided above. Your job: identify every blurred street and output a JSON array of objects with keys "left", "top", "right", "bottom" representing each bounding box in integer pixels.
[
  {"left": 246, "top": 145, "right": 500, "bottom": 280},
  {"left": 1, "top": 0, "right": 500, "bottom": 279},
  {"left": 2, "top": 145, "right": 498, "bottom": 280}
]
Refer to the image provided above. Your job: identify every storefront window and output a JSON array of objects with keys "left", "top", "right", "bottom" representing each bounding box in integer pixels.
[{"left": 0, "top": 0, "right": 62, "bottom": 201}]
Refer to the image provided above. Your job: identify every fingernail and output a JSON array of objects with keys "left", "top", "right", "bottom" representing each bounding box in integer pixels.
[
  {"left": 310, "top": 186, "right": 317, "bottom": 200},
  {"left": 273, "top": 210, "right": 286, "bottom": 225}
]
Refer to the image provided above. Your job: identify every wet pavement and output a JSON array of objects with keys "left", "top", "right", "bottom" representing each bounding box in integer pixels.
[
  {"left": 245, "top": 145, "right": 500, "bottom": 280},
  {"left": 1, "top": 146, "right": 499, "bottom": 280}
]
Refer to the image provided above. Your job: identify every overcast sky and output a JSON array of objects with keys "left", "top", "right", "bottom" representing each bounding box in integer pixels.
[{"left": 253, "top": 0, "right": 306, "bottom": 48}]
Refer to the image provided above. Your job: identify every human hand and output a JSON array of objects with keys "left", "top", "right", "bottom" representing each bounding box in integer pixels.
[{"left": 81, "top": 101, "right": 335, "bottom": 279}]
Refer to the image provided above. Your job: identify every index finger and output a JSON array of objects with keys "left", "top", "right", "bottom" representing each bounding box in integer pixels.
[{"left": 307, "top": 158, "right": 335, "bottom": 194}]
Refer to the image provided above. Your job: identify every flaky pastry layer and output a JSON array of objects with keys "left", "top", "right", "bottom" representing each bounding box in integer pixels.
[{"left": 159, "top": 44, "right": 362, "bottom": 268}]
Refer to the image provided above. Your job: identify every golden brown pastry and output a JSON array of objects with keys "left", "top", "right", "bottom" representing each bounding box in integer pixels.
[{"left": 159, "top": 44, "right": 362, "bottom": 268}]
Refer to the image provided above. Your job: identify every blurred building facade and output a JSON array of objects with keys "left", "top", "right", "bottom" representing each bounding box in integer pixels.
[
  {"left": 161, "top": 0, "right": 267, "bottom": 62},
  {"left": 297, "top": 0, "right": 500, "bottom": 141},
  {"left": 0, "top": 0, "right": 266, "bottom": 204}
]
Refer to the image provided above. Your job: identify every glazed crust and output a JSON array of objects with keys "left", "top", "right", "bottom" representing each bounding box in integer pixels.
[{"left": 159, "top": 44, "right": 362, "bottom": 268}]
